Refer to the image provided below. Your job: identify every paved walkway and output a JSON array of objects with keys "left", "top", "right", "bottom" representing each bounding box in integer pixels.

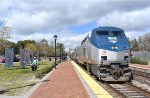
[{"left": 29, "top": 61, "right": 89, "bottom": 98}]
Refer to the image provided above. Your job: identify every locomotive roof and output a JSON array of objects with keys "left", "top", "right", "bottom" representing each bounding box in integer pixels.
[
  {"left": 93, "top": 26, "right": 123, "bottom": 31},
  {"left": 89, "top": 26, "right": 130, "bottom": 52},
  {"left": 78, "top": 26, "right": 130, "bottom": 52}
]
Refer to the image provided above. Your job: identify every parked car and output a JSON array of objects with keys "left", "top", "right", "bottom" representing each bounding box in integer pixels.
[
  {"left": 13, "top": 55, "right": 20, "bottom": 62},
  {"left": 0, "top": 57, "right": 5, "bottom": 63}
]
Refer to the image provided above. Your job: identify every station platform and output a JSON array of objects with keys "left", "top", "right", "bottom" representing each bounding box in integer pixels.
[
  {"left": 29, "top": 61, "right": 113, "bottom": 98},
  {"left": 129, "top": 64, "right": 150, "bottom": 73}
]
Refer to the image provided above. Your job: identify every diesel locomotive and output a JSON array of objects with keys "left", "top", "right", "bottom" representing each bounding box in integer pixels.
[{"left": 71, "top": 26, "right": 132, "bottom": 82}]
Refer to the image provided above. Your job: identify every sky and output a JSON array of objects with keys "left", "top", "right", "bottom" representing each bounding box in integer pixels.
[{"left": 0, "top": 0, "right": 150, "bottom": 51}]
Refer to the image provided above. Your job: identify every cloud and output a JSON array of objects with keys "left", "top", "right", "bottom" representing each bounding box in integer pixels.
[
  {"left": 1, "top": 0, "right": 150, "bottom": 50},
  {"left": 97, "top": 7, "right": 150, "bottom": 32},
  {"left": 8, "top": 29, "right": 89, "bottom": 51},
  {"left": 125, "top": 31, "right": 149, "bottom": 40},
  {"left": 7, "top": 11, "right": 51, "bottom": 35},
  {"left": 4, "top": 0, "right": 150, "bottom": 34}
]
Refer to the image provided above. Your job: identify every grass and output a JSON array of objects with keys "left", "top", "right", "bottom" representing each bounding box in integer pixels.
[
  {"left": 0, "top": 63, "right": 31, "bottom": 81},
  {"left": 130, "top": 57, "right": 148, "bottom": 65},
  {"left": 0, "top": 60, "right": 55, "bottom": 96}
]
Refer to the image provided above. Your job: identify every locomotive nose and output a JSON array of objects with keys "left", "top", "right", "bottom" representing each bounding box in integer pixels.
[{"left": 99, "top": 49, "right": 129, "bottom": 66}]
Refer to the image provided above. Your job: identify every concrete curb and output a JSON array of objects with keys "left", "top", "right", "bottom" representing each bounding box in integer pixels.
[
  {"left": 72, "top": 62, "right": 97, "bottom": 98},
  {"left": 0, "top": 63, "right": 61, "bottom": 98}
]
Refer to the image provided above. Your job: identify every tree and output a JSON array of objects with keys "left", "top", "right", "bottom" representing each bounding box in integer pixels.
[
  {"left": 47, "top": 41, "right": 54, "bottom": 56},
  {"left": 17, "top": 40, "right": 35, "bottom": 49},
  {"left": 36, "top": 39, "right": 65, "bottom": 59},
  {"left": 25, "top": 43, "right": 37, "bottom": 53},
  {"left": 130, "top": 38, "right": 139, "bottom": 51},
  {"left": 10, "top": 40, "right": 36, "bottom": 54},
  {"left": 0, "top": 20, "right": 11, "bottom": 53},
  {"left": 38, "top": 39, "right": 49, "bottom": 59},
  {"left": 139, "top": 33, "right": 150, "bottom": 51},
  {"left": 0, "top": 20, "right": 11, "bottom": 40}
]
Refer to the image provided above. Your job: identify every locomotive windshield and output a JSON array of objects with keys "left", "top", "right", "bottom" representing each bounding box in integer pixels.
[
  {"left": 96, "top": 31, "right": 109, "bottom": 35},
  {"left": 111, "top": 31, "right": 123, "bottom": 36},
  {"left": 96, "top": 31, "right": 124, "bottom": 36}
]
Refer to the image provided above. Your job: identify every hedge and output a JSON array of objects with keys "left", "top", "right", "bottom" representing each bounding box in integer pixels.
[
  {"left": 130, "top": 57, "right": 148, "bottom": 65},
  {"left": 35, "top": 61, "right": 59, "bottom": 78}
]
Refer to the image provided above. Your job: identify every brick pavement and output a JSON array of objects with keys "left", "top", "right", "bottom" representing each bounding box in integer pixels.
[{"left": 29, "top": 61, "right": 89, "bottom": 98}]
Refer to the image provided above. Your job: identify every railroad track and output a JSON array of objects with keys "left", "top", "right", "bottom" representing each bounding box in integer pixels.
[
  {"left": 74, "top": 61, "right": 150, "bottom": 98},
  {"left": 132, "top": 70, "right": 150, "bottom": 78},
  {"left": 133, "top": 74, "right": 150, "bottom": 87},
  {"left": 108, "top": 83, "right": 150, "bottom": 98},
  {"left": 131, "top": 69, "right": 150, "bottom": 89}
]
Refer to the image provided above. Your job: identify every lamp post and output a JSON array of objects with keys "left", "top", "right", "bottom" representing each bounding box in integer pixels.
[
  {"left": 54, "top": 35, "right": 57, "bottom": 68},
  {"left": 60, "top": 43, "right": 62, "bottom": 63}
]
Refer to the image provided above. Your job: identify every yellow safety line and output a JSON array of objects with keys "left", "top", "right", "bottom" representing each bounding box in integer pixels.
[{"left": 71, "top": 61, "right": 113, "bottom": 98}]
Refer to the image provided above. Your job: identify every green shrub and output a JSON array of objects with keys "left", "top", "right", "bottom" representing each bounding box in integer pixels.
[
  {"left": 35, "top": 61, "right": 59, "bottom": 78},
  {"left": 130, "top": 57, "right": 148, "bottom": 65},
  {"left": 35, "top": 65, "right": 53, "bottom": 78}
]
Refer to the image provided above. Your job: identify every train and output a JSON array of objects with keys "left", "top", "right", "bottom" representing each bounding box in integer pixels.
[{"left": 71, "top": 26, "right": 133, "bottom": 82}]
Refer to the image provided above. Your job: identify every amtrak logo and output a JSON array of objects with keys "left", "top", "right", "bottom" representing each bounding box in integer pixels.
[{"left": 108, "top": 37, "right": 117, "bottom": 43}]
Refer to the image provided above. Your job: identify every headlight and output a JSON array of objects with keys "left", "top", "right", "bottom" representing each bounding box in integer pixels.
[
  {"left": 112, "top": 46, "right": 115, "bottom": 49},
  {"left": 112, "top": 46, "right": 119, "bottom": 49},
  {"left": 115, "top": 46, "right": 119, "bottom": 49},
  {"left": 102, "top": 51, "right": 106, "bottom": 55}
]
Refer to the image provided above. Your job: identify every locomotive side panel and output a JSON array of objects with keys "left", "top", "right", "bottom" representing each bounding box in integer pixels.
[
  {"left": 89, "top": 42, "right": 99, "bottom": 64},
  {"left": 87, "top": 39, "right": 91, "bottom": 60}
]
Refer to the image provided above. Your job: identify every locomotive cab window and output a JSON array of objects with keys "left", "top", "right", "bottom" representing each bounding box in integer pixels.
[
  {"left": 111, "top": 31, "right": 123, "bottom": 36},
  {"left": 96, "top": 31, "right": 109, "bottom": 35}
]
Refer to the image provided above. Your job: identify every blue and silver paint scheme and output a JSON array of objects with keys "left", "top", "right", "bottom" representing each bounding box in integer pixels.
[
  {"left": 74, "top": 26, "right": 132, "bottom": 81},
  {"left": 88, "top": 26, "right": 130, "bottom": 65}
]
